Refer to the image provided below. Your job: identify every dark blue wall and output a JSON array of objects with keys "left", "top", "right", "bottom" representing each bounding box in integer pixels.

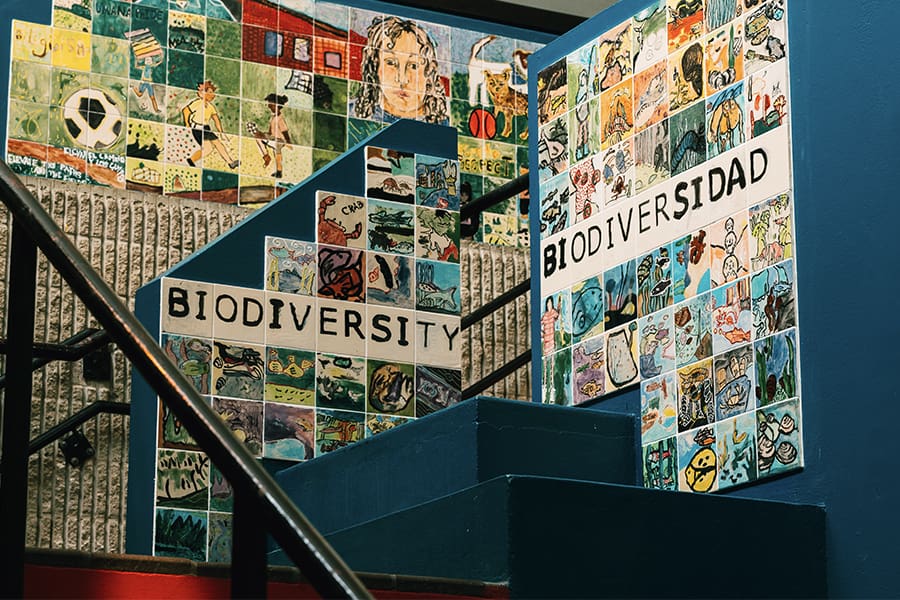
[{"left": 529, "top": 0, "right": 900, "bottom": 596}]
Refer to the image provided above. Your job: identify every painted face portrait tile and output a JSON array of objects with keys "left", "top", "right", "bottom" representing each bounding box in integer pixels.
[
  {"left": 572, "top": 335, "right": 605, "bottom": 405},
  {"left": 711, "top": 277, "right": 752, "bottom": 354},
  {"left": 156, "top": 449, "right": 210, "bottom": 510},
  {"left": 667, "top": 0, "right": 704, "bottom": 53},
  {"left": 264, "top": 347, "right": 315, "bottom": 405},
  {"left": 604, "top": 321, "right": 639, "bottom": 392},
  {"left": 600, "top": 137, "right": 634, "bottom": 204},
  {"left": 633, "top": 59, "right": 668, "bottom": 133},
  {"left": 714, "top": 342, "right": 754, "bottom": 420},
  {"left": 415, "top": 365, "right": 461, "bottom": 416},
  {"left": 750, "top": 259, "right": 795, "bottom": 339},
  {"left": 415, "top": 259, "right": 460, "bottom": 315},
  {"left": 366, "top": 359, "right": 415, "bottom": 417},
  {"left": 706, "top": 81, "right": 746, "bottom": 159},
  {"left": 600, "top": 78, "right": 633, "bottom": 149},
  {"left": 672, "top": 228, "right": 711, "bottom": 303},
  {"left": 709, "top": 211, "right": 750, "bottom": 288},
  {"left": 756, "top": 397, "right": 801, "bottom": 477},
  {"left": 316, "top": 409, "right": 364, "bottom": 456},
  {"left": 749, "top": 192, "right": 793, "bottom": 272},
  {"left": 212, "top": 396, "right": 264, "bottom": 456},
  {"left": 668, "top": 41, "right": 704, "bottom": 114},
  {"left": 542, "top": 346, "right": 573, "bottom": 406},
  {"left": 754, "top": 327, "right": 797, "bottom": 408},
  {"left": 263, "top": 402, "right": 315, "bottom": 461},
  {"left": 642, "top": 436, "right": 677, "bottom": 490},
  {"left": 743, "top": 1, "right": 787, "bottom": 75},
  {"left": 637, "top": 243, "right": 674, "bottom": 317},
  {"left": 716, "top": 411, "right": 758, "bottom": 490},
  {"left": 638, "top": 308, "right": 675, "bottom": 379},
  {"left": 641, "top": 371, "right": 678, "bottom": 443},
  {"left": 536, "top": 58, "right": 567, "bottom": 127},
  {"left": 603, "top": 259, "right": 637, "bottom": 330},
  {"left": 674, "top": 292, "right": 713, "bottom": 367}
]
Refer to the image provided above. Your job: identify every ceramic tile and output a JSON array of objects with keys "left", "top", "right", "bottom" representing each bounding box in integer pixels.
[
  {"left": 169, "top": 11, "right": 206, "bottom": 54},
  {"left": 161, "top": 278, "right": 214, "bottom": 337},
  {"left": 12, "top": 21, "right": 53, "bottom": 66},
  {"left": 316, "top": 297, "right": 365, "bottom": 356},
  {"left": 704, "top": 19, "right": 744, "bottom": 98},
  {"left": 536, "top": 58, "right": 567, "bottom": 127},
  {"left": 7, "top": 100, "right": 50, "bottom": 146},
  {"left": 91, "top": 0, "right": 131, "bottom": 40},
  {"left": 311, "top": 75, "right": 348, "bottom": 115},
  {"left": 317, "top": 244, "right": 365, "bottom": 303},
  {"left": 347, "top": 118, "right": 382, "bottom": 147},
  {"left": 480, "top": 213, "right": 517, "bottom": 246},
  {"left": 671, "top": 228, "right": 711, "bottom": 303},
  {"left": 597, "top": 19, "right": 633, "bottom": 92},
  {"left": 637, "top": 243, "right": 674, "bottom": 317},
  {"left": 366, "top": 199, "right": 415, "bottom": 256},
  {"left": 9, "top": 61, "right": 52, "bottom": 105},
  {"left": 159, "top": 401, "right": 200, "bottom": 451},
  {"left": 743, "top": 1, "right": 787, "bottom": 75},
  {"left": 633, "top": 120, "right": 670, "bottom": 194},
  {"left": 238, "top": 174, "right": 275, "bottom": 205},
  {"left": 365, "top": 358, "right": 416, "bottom": 417},
  {"left": 173, "top": 0, "right": 206, "bottom": 18},
  {"left": 264, "top": 346, "right": 316, "bottom": 405},
  {"left": 212, "top": 396, "right": 264, "bottom": 455},
  {"left": 206, "top": 18, "right": 242, "bottom": 59},
  {"left": 713, "top": 342, "right": 754, "bottom": 420},
  {"left": 538, "top": 171, "right": 571, "bottom": 239},
  {"left": 155, "top": 508, "right": 207, "bottom": 561},
  {"left": 365, "top": 252, "right": 414, "bottom": 309},
  {"left": 572, "top": 334, "right": 605, "bottom": 405},
  {"left": 668, "top": 41, "right": 704, "bottom": 115},
  {"left": 538, "top": 114, "right": 568, "bottom": 181},
  {"left": 600, "top": 77, "right": 633, "bottom": 149},
  {"left": 163, "top": 163, "right": 201, "bottom": 196},
  {"left": 211, "top": 284, "right": 266, "bottom": 344},
  {"left": 604, "top": 321, "right": 639, "bottom": 391},
  {"left": 315, "top": 409, "right": 364, "bottom": 456},
  {"left": 633, "top": 59, "right": 668, "bottom": 133},
  {"left": 709, "top": 210, "right": 750, "bottom": 288},
  {"left": 415, "top": 260, "right": 460, "bottom": 316},
  {"left": 600, "top": 137, "right": 635, "bottom": 204},
  {"left": 677, "top": 357, "right": 715, "bottom": 431},
  {"left": 667, "top": 0, "right": 704, "bottom": 53},
  {"left": 167, "top": 49, "right": 205, "bottom": 89},
  {"left": 126, "top": 119, "right": 165, "bottom": 167},
  {"left": 632, "top": 1, "right": 667, "bottom": 74},
  {"left": 677, "top": 426, "right": 718, "bottom": 493},
  {"left": 208, "top": 463, "right": 233, "bottom": 512},
  {"left": 603, "top": 259, "right": 637, "bottom": 330},
  {"left": 348, "top": 8, "right": 381, "bottom": 42},
  {"left": 364, "top": 305, "right": 415, "bottom": 364},
  {"left": 156, "top": 449, "right": 210, "bottom": 510},
  {"left": 715, "top": 410, "right": 757, "bottom": 490},
  {"left": 539, "top": 288, "right": 572, "bottom": 356},
  {"left": 754, "top": 327, "right": 797, "bottom": 408},
  {"left": 414, "top": 154, "right": 460, "bottom": 211},
  {"left": 315, "top": 2, "right": 348, "bottom": 37},
  {"left": 748, "top": 192, "right": 793, "bottom": 272},
  {"left": 750, "top": 259, "right": 795, "bottom": 339},
  {"left": 642, "top": 371, "right": 678, "bottom": 444},
  {"left": 414, "top": 366, "right": 460, "bottom": 417},
  {"left": 756, "top": 397, "right": 801, "bottom": 477},
  {"left": 263, "top": 403, "right": 315, "bottom": 460},
  {"left": 161, "top": 334, "right": 214, "bottom": 395},
  {"left": 669, "top": 101, "right": 706, "bottom": 176},
  {"left": 711, "top": 277, "right": 752, "bottom": 354},
  {"left": 207, "top": 512, "right": 233, "bottom": 563},
  {"left": 567, "top": 41, "right": 598, "bottom": 108},
  {"left": 674, "top": 292, "right": 713, "bottom": 367},
  {"left": 264, "top": 237, "right": 316, "bottom": 296},
  {"left": 642, "top": 436, "right": 677, "bottom": 490},
  {"left": 313, "top": 37, "right": 348, "bottom": 79},
  {"left": 315, "top": 352, "right": 366, "bottom": 411},
  {"left": 572, "top": 274, "right": 605, "bottom": 344},
  {"left": 415, "top": 206, "right": 460, "bottom": 263},
  {"left": 747, "top": 59, "right": 788, "bottom": 139},
  {"left": 541, "top": 346, "right": 573, "bottom": 406},
  {"left": 637, "top": 307, "right": 675, "bottom": 379},
  {"left": 312, "top": 111, "right": 346, "bottom": 152},
  {"left": 366, "top": 414, "right": 409, "bottom": 437},
  {"left": 414, "top": 312, "right": 460, "bottom": 369},
  {"left": 568, "top": 156, "right": 602, "bottom": 223}
]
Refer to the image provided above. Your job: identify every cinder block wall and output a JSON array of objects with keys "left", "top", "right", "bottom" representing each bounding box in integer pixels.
[{"left": 2, "top": 177, "right": 530, "bottom": 553}]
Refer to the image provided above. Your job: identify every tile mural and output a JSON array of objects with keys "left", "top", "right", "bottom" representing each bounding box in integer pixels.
[
  {"left": 537, "top": 0, "right": 801, "bottom": 493},
  {"left": 7, "top": 0, "right": 543, "bottom": 244},
  {"left": 155, "top": 146, "right": 460, "bottom": 560}
]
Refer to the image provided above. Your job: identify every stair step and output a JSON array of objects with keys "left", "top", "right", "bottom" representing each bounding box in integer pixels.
[
  {"left": 24, "top": 548, "right": 506, "bottom": 599},
  {"left": 296, "top": 475, "right": 826, "bottom": 598},
  {"left": 275, "top": 397, "right": 638, "bottom": 535}
]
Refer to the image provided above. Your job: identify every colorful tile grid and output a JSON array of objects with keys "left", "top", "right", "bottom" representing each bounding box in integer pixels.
[
  {"left": 154, "top": 148, "right": 461, "bottom": 561},
  {"left": 537, "top": 0, "right": 800, "bottom": 493},
  {"left": 7, "top": 0, "right": 540, "bottom": 245}
]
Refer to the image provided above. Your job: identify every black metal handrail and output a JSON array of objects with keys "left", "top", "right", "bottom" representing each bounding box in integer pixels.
[
  {"left": 0, "top": 161, "right": 370, "bottom": 599},
  {"left": 28, "top": 400, "right": 130, "bottom": 456},
  {"left": 0, "top": 327, "right": 110, "bottom": 389},
  {"left": 460, "top": 173, "right": 528, "bottom": 223}
]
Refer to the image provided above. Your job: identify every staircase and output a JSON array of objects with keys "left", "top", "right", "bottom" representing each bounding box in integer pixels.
[{"left": 270, "top": 397, "right": 827, "bottom": 598}]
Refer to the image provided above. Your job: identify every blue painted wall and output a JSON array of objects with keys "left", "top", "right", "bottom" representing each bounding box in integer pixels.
[{"left": 529, "top": 0, "right": 900, "bottom": 596}]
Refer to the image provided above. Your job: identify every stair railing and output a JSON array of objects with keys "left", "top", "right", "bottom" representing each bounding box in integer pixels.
[
  {"left": 0, "top": 161, "right": 371, "bottom": 599},
  {"left": 460, "top": 173, "right": 532, "bottom": 400}
]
